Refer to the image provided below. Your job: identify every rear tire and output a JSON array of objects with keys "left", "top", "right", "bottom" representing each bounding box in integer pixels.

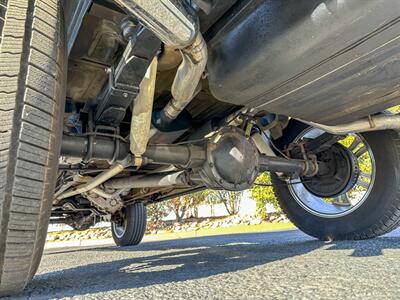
[
  {"left": 272, "top": 121, "right": 400, "bottom": 241},
  {"left": 111, "top": 202, "right": 147, "bottom": 247},
  {"left": 0, "top": 0, "right": 66, "bottom": 296}
]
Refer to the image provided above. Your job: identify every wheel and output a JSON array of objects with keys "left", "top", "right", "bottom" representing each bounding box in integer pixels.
[
  {"left": 111, "top": 202, "right": 147, "bottom": 246},
  {"left": 272, "top": 121, "right": 400, "bottom": 241},
  {"left": 0, "top": 0, "right": 66, "bottom": 296}
]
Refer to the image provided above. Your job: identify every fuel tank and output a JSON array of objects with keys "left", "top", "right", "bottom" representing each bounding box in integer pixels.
[{"left": 207, "top": 0, "right": 400, "bottom": 125}]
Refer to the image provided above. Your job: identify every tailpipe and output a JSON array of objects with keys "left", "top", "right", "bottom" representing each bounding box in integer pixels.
[{"left": 114, "top": 0, "right": 208, "bottom": 127}]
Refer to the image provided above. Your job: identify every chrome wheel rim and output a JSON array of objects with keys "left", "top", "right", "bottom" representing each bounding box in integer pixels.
[
  {"left": 288, "top": 128, "right": 376, "bottom": 218},
  {"left": 112, "top": 218, "right": 127, "bottom": 238}
]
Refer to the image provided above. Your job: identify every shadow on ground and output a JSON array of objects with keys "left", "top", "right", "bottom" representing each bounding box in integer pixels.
[{"left": 15, "top": 229, "right": 400, "bottom": 298}]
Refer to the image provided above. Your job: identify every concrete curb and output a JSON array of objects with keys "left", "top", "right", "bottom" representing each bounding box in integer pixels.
[
  {"left": 44, "top": 223, "right": 295, "bottom": 249},
  {"left": 45, "top": 238, "right": 114, "bottom": 249},
  {"left": 44, "top": 235, "right": 164, "bottom": 249}
]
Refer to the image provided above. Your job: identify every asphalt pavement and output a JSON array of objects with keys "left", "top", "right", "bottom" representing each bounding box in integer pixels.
[{"left": 8, "top": 228, "right": 400, "bottom": 299}]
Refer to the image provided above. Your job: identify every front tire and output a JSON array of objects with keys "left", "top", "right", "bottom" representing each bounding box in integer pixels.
[
  {"left": 111, "top": 202, "right": 147, "bottom": 247},
  {"left": 273, "top": 122, "right": 400, "bottom": 241},
  {"left": 0, "top": 0, "right": 66, "bottom": 296}
]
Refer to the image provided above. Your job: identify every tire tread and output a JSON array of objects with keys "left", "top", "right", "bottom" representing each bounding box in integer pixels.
[
  {"left": 112, "top": 203, "right": 147, "bottom": 247},
  {"left": 0, "top": 0, "right": 64, "bottom": 295}
]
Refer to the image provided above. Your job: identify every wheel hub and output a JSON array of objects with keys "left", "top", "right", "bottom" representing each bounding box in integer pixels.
[{"left": 302, "top": 143, "right": 360, "bottom": 198}]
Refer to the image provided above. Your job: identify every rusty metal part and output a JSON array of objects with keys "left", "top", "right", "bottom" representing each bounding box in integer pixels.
[{"left": 84, "top": 190, "right": 124, "bottom": 214}]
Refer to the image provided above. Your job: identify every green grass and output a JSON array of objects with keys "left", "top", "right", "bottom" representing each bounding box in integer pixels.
[{"left": 143, "top": 222, "right": 295, "bottom": 242}]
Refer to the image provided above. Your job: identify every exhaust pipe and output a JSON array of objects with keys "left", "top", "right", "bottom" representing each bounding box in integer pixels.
[
  {"left": 159, "top": 33, "right": 207, "bottom": 125},
  {"left": 299, "top": 114, "right": 400, "bottom": 135},
  {"left": 114, "top": 0, "right": 207, "bottom": 126},
  {"left": 104, "top": 171, "right": 191, "bottom": 190}
]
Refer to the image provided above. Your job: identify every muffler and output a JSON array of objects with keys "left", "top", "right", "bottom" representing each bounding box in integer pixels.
[{"left": 114, "top": 0, "right": 198, "bottom": 48}]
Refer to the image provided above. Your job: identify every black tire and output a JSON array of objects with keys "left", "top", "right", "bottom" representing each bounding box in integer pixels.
[
  {"left": 0, "top": 0, "right": 66, "bottom": 296},
  {"left": 111, "top": 202, "right": 147, "bottom": 247},
  {"left": 272, "top": 121, "right": 400, "bottom": 241}
]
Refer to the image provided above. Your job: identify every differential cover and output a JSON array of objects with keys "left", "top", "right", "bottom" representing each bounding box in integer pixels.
[{"left": 199, "top": 127, "right": 259, "bottom": 190}]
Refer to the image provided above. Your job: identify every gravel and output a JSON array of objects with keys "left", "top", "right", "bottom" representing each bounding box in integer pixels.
[{"left": 8, "top": 228, "right": 400, "bottom": 299}]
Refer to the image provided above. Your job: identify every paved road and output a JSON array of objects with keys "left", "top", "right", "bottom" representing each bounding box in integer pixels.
[{"left": 9, "top": 228, "right": 400, "bottom": 299}]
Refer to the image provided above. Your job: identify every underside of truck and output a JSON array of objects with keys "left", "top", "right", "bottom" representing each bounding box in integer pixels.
[{"left": 2, "top": 0, "right": 400, "bottom": 295}]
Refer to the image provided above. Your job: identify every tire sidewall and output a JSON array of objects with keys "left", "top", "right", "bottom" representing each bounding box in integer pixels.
[{"left": 111, "top": 202, "right": 147, "bottom": 246}]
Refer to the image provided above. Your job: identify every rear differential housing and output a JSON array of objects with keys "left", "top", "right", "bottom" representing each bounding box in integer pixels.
[{"left": 199, "top": 126, "right": 260, "bottom": 190}]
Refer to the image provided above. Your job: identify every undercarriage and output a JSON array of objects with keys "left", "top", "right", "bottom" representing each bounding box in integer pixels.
[
  {"left": 56, "top": 0, "right": 400, "bottom": 236},
  {"left": 2, "top": 0, "right": 400, "bottom": 295}
]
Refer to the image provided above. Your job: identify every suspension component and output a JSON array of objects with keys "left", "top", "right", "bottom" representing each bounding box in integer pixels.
[
  {"left": 94, "top": 22, "right": 161, "bottom": 126},
  {"left": 56, "top": 159, "right": 130, "bottom": 201},
  {"left": 60, "top": 126, "right": 325, "bottom": 192}
]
